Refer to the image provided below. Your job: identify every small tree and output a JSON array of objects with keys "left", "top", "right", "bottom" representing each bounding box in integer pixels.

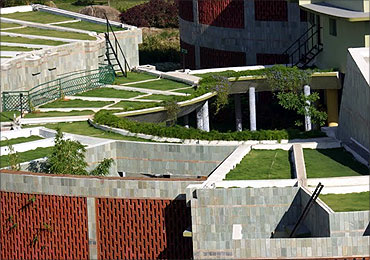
[
  {"left": 7, "top": 141, "right": 20, "bottom": 171},
  {"left": 163, "top": 100, "right": 180, "bottom": 126},
  {"left": 265, "top": 66, "right": 327, "bottom": 128},
  {"left": 209, "top": 76, "right": 230, "bottom": 114}
]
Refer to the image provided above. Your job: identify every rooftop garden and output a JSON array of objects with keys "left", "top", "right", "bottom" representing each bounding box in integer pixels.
[
  {"left": 320, "top": 192, "right": 370, "bottom": 212},
  {"left": 0, "top": 146, "right": 53, "bottom": 168},
  {"left": 76, "top": 88, "right": 142, "bottom": 99},
  {"left": 40, "top": 99, "right": 114, "bottom": 108},
  {"left": 121, "top": 79, "right": 188, "bottom": 91},
  {"left": 1, "top": 11, "right": 73, "bottom": 23},
  {"left": 225, "top": 149, "right": 292, "bottom": 180},
  {"left": 304, "top": 148, "right": 369, "bottom": 178},
  {"left": 6, "top": 27, "right": 95, "bottom": 40},
  {"left": 113, "top": 72, "right": 158, "bottom": 84},
  {"left": 0, "top": 136, "right": 43, "bottom": 147}
]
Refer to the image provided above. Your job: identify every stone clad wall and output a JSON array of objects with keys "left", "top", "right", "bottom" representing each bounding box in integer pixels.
[
  {"left": 330, "top": 211, "right": 370, "bottom": 237},
  {"left": 0, "top": 29, "right": 141, "bottom": 95}
]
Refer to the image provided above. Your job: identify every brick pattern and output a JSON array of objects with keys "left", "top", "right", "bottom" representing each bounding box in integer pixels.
[
  {"left": 254, "top": 0, "right": 288, "bottom": 21},
  {"left": 198, "top": 0, "right": 244, "bottom": 28},
  {"left": 179, "top": 0, "right": 194, "bottom": 22},
  {"left": 256, "top": 53, "right": 289, "bottom": 65},
  {"left": 200, "top": 46, "right": 246, "bottom": 68},
  {"left": 96, "top": 198, "right": 193, "bottom": 260},
  {"left": 0, "top": 191, "right": 89, "bottom": 260},
  {"left": 180, "top": 40, "right": 196, "bottom": 69}
]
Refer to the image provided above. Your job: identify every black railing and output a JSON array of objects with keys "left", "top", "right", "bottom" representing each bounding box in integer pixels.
[
  {"left": 104, "top": 13, "right": 129, "bottom": 77},
  {"left": 283, "top": 24, "right": 323, "bottom": 68}
]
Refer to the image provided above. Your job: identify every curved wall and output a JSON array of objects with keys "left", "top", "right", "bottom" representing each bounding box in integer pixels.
[{"left": 179, "top": 0, "right": 307, "bottom": 69}]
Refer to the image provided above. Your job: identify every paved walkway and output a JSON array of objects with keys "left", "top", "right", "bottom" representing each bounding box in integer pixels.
[
  {"left": 0, "top": 32, "right": 81, "bottom": 43},
  {"left": 0, "top": 51, "right": 23, "bottom": 57},
  {"left": 1, "top": 42, "right": 53, "bottom": 49}
]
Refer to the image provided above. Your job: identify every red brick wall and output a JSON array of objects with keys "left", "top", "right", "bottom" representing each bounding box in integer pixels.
[
  {"left": 256, "top": 53, "right": 289, "bottom": 65},
  {"left": 179, "top": 0, "right": 194, "bottom": 22},
  {"left": 0, "top": 191, "right": 89, "bottom": 260},
  {"left": 200, "top": 46, "right": 246, "bottom": 68},
  {"left": 96, "top": 198, "right": 193, "bottom": 260},
  {"left": 180, "top": 40, "right": 196, "bottom": 69},
  {"left": 254, "top": 0, "right": 288, "bottom": 21},
  {"left": 198, "top": 0, "right": 244, "bottom": 28}
]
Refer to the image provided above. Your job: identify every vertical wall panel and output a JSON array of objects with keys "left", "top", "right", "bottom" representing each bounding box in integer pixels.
[
  {"left": 256, "top": 53, "right": 289, "bottom": 65},
  {"left": 180, "top": 40, "right": 196, "bottom": 69},
  {"left": 254, "top": 0, "right": 288, "bottom": 21},
  {"left": 0, "top": 191, "right": 89, "bottom": 260},
  {"left": 198, "top": 0, "right": 244, "bottom": 28},
  {"left": 200, "top": 47, "right": 246, "bottom": 68},
  {"left": 179, "top": 0, "right": 194, "bottom": 22},
  {"left": 96, "top": 198, "right": 192, "bottom": 259}
]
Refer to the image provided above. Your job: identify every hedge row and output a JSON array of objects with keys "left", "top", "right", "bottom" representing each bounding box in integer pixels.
[{"left": 94, "top": 111, "right": 326, "bottom": 141}]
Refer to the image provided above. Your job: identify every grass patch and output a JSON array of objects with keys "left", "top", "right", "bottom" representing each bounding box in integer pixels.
[
  {"left": 40, "top": 99, "right": 113, "bottom": 108},
  {"left": 76, "top": 88, "right": 142, "bottom": 99},
  {"left": 57, "top": 20, "right": 123, "bottom": 33},
  {"left": 25, "top": 110, "right": 94, "bottom": 118},
  {"left": 7, "top": 27, "right": 95, "bottom": 40},
  {"left": 0, "top": 111, "right": 20, "bottom": 122},
  {"left": 52, "top": 0, "right": 148, "bottom": 13},
  {"left": 0, "top": 22, "right": 21, "bottom": 29},
  {"left": 0, "top": 46, "right": 37, "bottom": 52},
  {"left": 113, "top": 72, "right": 158, "bottom": 85},
  {"left": 24, "top": 121, "right": 151, "bottom": 142},
  {"left": 111, "top": 101, "right": 159, "bottom": 111},
  {"left": 225, "top": 149, "right": 292, "bottom": 180},
  {"left": 1, "top": 11, "right": 73, "bottom": 24},
  {"left": 128, "top": 79, "right": 189, "bottom": 91},
  {"left": 172, "top": 88, "right": 196, "bottom": 95},
  {"left": 0, "top": 35, "right": 66, "bottom": 46},
  {"left": 0, "top": 56, "right": 12, "bottom": 58},
  {"left": 320, "top": 192, "right": 370, "bottom": 212},
  {"left": 138, "top": 94, "right": 180, "bottom": 101},
  {"left": 0, "top": 136, "right": 43, "bottom": 147},
  {"left": 0, "top": 147, "right": 53, "bottom": 168},
  {"left": 304, "top": 148, "right": 369, "bottom": 178}
]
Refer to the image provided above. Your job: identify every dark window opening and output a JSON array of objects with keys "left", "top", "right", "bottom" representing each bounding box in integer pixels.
[{"left": 329, "top": 18, "right": 337, "bottom": 36}]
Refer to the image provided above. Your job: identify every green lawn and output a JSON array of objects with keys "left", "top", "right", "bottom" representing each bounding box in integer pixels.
[
  {"left": 111, "top": 101, "right": 159, "bottom": 111},
  {"left": 0, "top": 22, "right": 21, "bottom": 29},
  {"left": 138, "top": 94, "right": 180, "bottom": 101},
  {"left": 0, "top": 35, "right": 66, "bottom": 46},
  {"left": 76, "top": 88, "right": 142, "bottom": 99},
  {"left": 113, "top": 72, "right": 158, "bottom": 85},
  {"left": 0, "top": 136, "right": 43, "bottom": 147},
  {"left": 24, "top": 121, "right": 151, "bottom": 142},
  {"left": 1, "top": 11, "right": 73, "bottom": 24},
  {"left": 52, "top": 0, "right": 148, "bottom": 12},
  {"left": 7, "top": 27, "right": 95, "bottom": 40},
  {"left": 40, "top": 99, "right": 113, "bottom": 108},
  {"left": 225, "top": 149, "right": 292, "bottom": 180},
  {"left": 304, "top": 148, "right": 369, "bottom": 178},
  {"left": 25, "top": 110, "right": 94, "bottom": 118},
  {"left": 0, "top": 111, "right": 20, "bottom": 122},
  {"left": 320, "top": 192, "right": 370, "bottom": 212},
  {"left": 57, "top": 20, "right": 124, "bottom": 33},
  {"left": 172, "top": 87, "right": 196, "bottom": 95},
  {"left": 0, "top": 46, "right": 37, "bottom": 52},
  {"left": 0, "top": 147, "right": 53, "bottom": 168},
  {"left": 0, "top": 56, "right": 12, "bottom": 58},
  {"left": 128, "top": 79, "right": 189, "bottom": 91}
]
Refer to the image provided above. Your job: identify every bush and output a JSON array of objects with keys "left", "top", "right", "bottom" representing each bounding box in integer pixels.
[
  {"left": 120, "top": 0, "right": 178, "bottom": 28},
  {"left": 1, "top": 0, "right": 46, "bottom": 7},
  {"left": 93, "top": 111, "right": 326, "bottom": 141},
  {"left": 73, "top": 0, "right": 94, "bottom": 6}
]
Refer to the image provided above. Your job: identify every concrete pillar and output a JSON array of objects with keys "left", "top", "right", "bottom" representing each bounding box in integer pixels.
[
  {"left": 87, "top": 198, "right": 97, "bottom": 260},
  {"left": 304, "top": 85, "right": 312, "bottom": 131},
  {"left": 234, "top": 94, "right": 243, "bottom": 132},
  {"left": 184, "top": 114, "right": 189, "bottom": 128},
  {"left": 249, "top": 87, "right": 256, "bottom": 131},
  {"left": 196, "top": 106, "right": 204, "bottom": 130},
  {"left": 326, "top": 89, "right": 339, "bottom": 127},
  {"left": 202, "top": 101, "right": 210, "bottom": 132}
]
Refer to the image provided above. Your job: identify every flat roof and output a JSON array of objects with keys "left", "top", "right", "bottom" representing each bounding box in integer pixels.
[{"left": 301, "top": 3, "right": 370, "bottom": 22}]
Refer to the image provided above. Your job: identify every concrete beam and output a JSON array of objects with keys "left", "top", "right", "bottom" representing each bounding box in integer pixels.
[{"left": 202, "top": 101, "right": 210, "bottom": 132}]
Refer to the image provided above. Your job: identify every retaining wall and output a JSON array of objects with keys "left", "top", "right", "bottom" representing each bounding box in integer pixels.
[{"left": 0, "top": 170, "right": 201, "bottom": 260}]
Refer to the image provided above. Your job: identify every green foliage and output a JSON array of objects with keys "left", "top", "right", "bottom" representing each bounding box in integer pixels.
[
  {"left": 208, "top": 76, "right": 230, "bottom": 114},
  {"left": 162, "top": 99, "right": 180, "bottom": 125},
  {"left": 90, "top": 158, "right": 114, "bottom": 176},
  {"left": 7, "top": 141, "right": 20, "bottom": 171},
  {"left": 73, "top": 0, "right": 94, "bottom": 6},
  {"left": 47, "top": 128, "right": 88, "bottom": 175},
  {"left": 94, "top": 111, "right": 326, "bottom": 141}
]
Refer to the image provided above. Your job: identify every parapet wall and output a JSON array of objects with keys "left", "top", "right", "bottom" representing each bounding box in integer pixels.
[
  {"left": 0, "top": 29, "right": 142, "bottom": 94},
  {"left": 0, "top": 170, "right": 201, "bottom": 259}
]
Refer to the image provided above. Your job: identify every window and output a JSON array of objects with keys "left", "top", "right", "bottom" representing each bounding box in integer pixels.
[{"left": 329, "top": 18, "right": 337, "bottom": 36}]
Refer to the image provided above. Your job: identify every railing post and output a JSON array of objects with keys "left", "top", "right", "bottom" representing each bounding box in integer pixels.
[
  {"left": 19, "top": 93, "right": 23, "bottom": 118},
  {"left": 58, "top": 79, "right": 62, "bottom": 99}
]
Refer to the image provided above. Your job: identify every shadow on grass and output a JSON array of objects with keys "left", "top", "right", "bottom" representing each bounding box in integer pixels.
[{"left": 317, "top": 148, "right": 369, "bottom": 175}]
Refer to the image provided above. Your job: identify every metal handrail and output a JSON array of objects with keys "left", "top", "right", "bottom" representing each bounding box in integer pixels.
[{"left": 283, "top": 24, "right": 316, "bottom": 55}]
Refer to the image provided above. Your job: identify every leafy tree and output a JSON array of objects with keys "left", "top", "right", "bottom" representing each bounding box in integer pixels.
[
  {"left": 265, "top": 65, "right": 327, "bottom": 127},
  {"left": 163, "top": 99, "right": 180, "bottom": 126},
  {"left": 7, "top": 141, "right": 20, "bottom": 171},
  {"left": 90, "top": 158, "right": 114, "bottom": 176}
]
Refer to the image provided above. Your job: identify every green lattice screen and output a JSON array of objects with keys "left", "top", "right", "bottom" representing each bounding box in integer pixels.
[{"left": 2, "top": 66, "right": 115, "bottom": 112}]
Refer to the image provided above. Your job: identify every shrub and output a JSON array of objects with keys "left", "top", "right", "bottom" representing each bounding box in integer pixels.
[
  {"left": 1, "top": 0, "right": 46, "bottom": 7},
  {"left": 93, "top": 111, "right": 326, "bottom": 141},
  {"left": 73, "top": 0, "right": 94, "bottom": 6},
  {"left": 120, "top": 0, "right": 178, "bottom": 28}
]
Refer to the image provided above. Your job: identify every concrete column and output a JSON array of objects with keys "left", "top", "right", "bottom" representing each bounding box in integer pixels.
[
  {"left": 196, "top": 106, "right": 204, "bottom": 130},
  {"left": 234, "top": 94, "right": 243, "bottom": 132},
  {"left": 87, "top": 197, "right": 97, "bottom": 260},
  {"left": 202, "top": 101, "right": 210, "bottom": 132},
  {"left": 249, "top": 87, "right": 256, "bottom": 131},
  {"left": 304, "top": 85, "right": 312, "bottom": 131},
  {"left": 184, "top": 114, "right": 189, "bottom": 128},
  {"left": 326, "top": 89, "right": 339, "bottom": 127}
]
